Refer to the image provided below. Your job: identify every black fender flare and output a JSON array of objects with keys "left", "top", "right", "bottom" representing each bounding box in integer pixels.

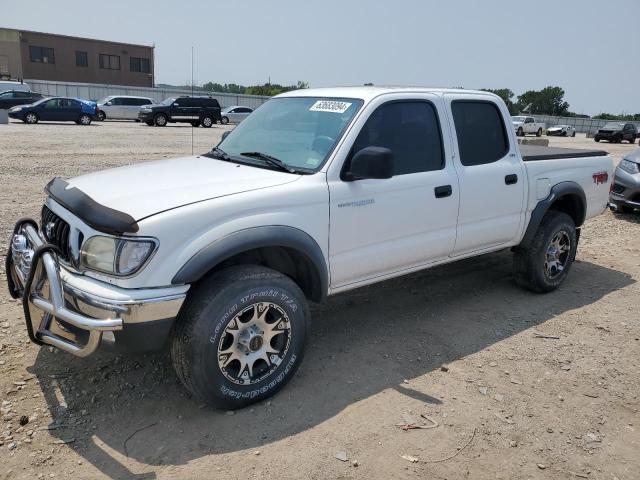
[
  {"left": 171, "top": 226, "right": 328, "bottom": 302},
  {"left": 519, "top": 181, "right": 586, "bottom": 249}
]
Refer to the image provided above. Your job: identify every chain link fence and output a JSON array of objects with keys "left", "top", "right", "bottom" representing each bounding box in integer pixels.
[
  {"left": 24, "top": 79, "right": 271, "bottom": 109},
  {"left": 530, "top": 114, "right": 640, "bottom": 135}
]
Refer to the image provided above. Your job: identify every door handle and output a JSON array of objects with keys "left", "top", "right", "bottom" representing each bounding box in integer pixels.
[
  {"left": 434, "top": 185, "right": 452, "bottom": 198},
  {"left": 505, "top": 174, "right": 518, "bottom": 185}
]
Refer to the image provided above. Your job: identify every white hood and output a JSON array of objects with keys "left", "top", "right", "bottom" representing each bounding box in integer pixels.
[{"left": 67, "top": 155, "right": 300, "bottom": 220}]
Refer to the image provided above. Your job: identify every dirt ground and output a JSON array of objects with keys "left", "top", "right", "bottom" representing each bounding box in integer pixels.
[{"left": 0, "top": 120, "right": 638, "bottom": 480}]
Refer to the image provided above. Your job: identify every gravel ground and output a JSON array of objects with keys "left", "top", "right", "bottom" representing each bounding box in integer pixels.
[{"left": 0, "top": 121, "right": 638, "bottom": 480}]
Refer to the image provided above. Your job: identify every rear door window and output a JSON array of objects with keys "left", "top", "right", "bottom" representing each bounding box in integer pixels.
[{"left": 451, "top": 101, "right": 509, "bottom": 166}]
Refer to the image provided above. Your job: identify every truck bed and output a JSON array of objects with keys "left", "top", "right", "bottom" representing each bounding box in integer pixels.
[{"left": 519, "top": 145, "right": 608, "bottom": 162}]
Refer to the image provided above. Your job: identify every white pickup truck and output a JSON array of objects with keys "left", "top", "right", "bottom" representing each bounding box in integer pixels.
[
  {"left": 512, "top": 115, "right": 546, "bottom": 137},
  {"left": 6, "top": 87, "right": 613, "bottom": 409}
]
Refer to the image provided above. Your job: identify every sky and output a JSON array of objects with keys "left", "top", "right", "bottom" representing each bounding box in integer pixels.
[{"left": 1, "top": 0, "right": 638, "bottom": 115}]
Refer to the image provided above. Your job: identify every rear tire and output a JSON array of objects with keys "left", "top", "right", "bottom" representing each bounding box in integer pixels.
[
  {"left": 620, "top": 206, "right": 635, "bottom": 214},
  {"left": 572, "top": 131, "right": 576, "bottom": 137},
  {"left": 517, "top": 127, "right": 524, "bottom": 137},
  {"left": 154, "top": 113, "right": 167, "bottom": 127},
  {"left": 171, "top": 265, "right": 309, "bottom": 409},
  {"left": 201, "top": 115, "right": 214, "bottom": 128},
  {"left": 536, "top": 128, "right": 543, "bottom": 137},
  {"left": 78, "top": 114, "right": 92, "bottom": 125},
  {"left": 629, "top": 138, "right": 635, "bottom": 144},
  {"left": 191, "top": 120, "right": 200, "bottom": 127},
  {"left": 594, "top": 137, "right": 600, "bottom": 142},
  {"left": 145, "top": 121, "right": 153, "bottom": 126},
  {"left": 513, "top": 211, "right": 577, "bottom": 293}
]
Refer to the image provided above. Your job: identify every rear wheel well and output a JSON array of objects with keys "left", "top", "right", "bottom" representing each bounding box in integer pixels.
[
  {"left": 199, "top": 246, "right": 323, "bottom": 302},
  {"left": 548, "top": 194, "right": 585, "bottom": 227}
]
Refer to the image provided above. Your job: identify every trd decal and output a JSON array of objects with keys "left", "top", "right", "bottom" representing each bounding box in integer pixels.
[{"left": 592, "top": 172, "right": 608, "bottom": 185}]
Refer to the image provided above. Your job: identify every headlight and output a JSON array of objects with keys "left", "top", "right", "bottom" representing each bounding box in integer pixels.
[
  {"left": 10, "top": 107, "right": 22, "bottom": 112},
  {"left": 81, "top": 236, "right": 157, "bottom": 276},
  {"left": 619, "top": 159, "right": 640, "bottom": 175}
]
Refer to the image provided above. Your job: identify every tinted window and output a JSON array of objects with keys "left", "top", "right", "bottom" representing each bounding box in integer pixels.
[
  {"left": 237, "top": 107, "right": 252, "bottom": 113},
  {"left": 122, "top": 98, "right": 143, "bottom": 106},
  {"left": 203, "top": 98, "right": 220, "bottom": 108},
  {"left": 63, "top": 99, "right": 80, "bottom": 108},
  {"left": 451, "top": 101, "right": 509, "bottom": 166},
  {"left": 29, "top": 46, "right": 55, "bottom": 64},
  {"left": 525, "top": 118, "right": 534, "bottom": 123},
  {"left": 351, "top": 101, "right": 444, "bottom": 175},
  {"left": 75, "top": 51, "right": 88, "bottom": 67},
  {"left": 110, "top": 97, "right": 125, "bottom": 106},
  {"left": 178, "top": 98, "right": 197, "bottom": 107},
  {"left": 43, "top": 99, "right": 61, "bottom": 108}
]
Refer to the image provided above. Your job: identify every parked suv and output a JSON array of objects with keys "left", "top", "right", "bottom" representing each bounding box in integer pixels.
[
  {"left": 594, "top": 122, "right": 637, "bottom": 144},
  {"left": 0, "top": 90, "right": 44, "bottom": 110},
  {"left": 138, "top": 96, "right": 222, "bottom": 127},
  {"left": 96, "top": 96, "right": 153, "bottom": 121}
]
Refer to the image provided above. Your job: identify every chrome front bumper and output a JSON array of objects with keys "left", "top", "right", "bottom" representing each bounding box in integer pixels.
[{"left": 6, "top": 219, "right": 188, "bottom": 357}]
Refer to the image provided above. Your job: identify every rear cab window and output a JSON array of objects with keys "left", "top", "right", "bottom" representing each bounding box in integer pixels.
[{"left": 451, "top": 100, "right": 510, "bottom": 166}]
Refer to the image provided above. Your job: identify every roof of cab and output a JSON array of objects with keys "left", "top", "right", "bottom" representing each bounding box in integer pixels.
[{"left": 276, "top": 86, "right": 496, "bottom": 102}]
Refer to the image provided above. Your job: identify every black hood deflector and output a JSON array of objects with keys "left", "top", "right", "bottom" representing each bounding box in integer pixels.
[{"left": 45, "top": 177, "right": 139, "bottom": 235}]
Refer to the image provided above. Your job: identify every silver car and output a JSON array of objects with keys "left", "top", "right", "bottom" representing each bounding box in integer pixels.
[
  {"left": 610, "top": 148, "right": 640, "bottom": 214},
  {"left": 96, "top": 95, "right": 153, "bottom": 121},
  {"left": 220, "top": 106, "right": 253, "bottom": 124}
]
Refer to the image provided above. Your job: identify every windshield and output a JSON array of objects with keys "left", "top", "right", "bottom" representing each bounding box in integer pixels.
[
  {"left": 161, "top": 97, "right": 176, "bottom": 105},
  {"left": 217, "top": 97, "right": 364, "bottom": 172},
  {"left": 97, "top": 96, "right": 113, "bottom": 104},
  {"left": 602, "top": 123, "right": 622, "bottom": 130},
  {"left": 512, "top": 116, "right": 526, "bottom": 122}
]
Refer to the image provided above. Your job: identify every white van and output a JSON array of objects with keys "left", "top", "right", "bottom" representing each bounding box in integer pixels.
[{"left": 0, "top": 81, "right": 31, "bottom": 94}]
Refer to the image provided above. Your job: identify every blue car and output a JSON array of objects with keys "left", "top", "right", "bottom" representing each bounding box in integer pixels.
[{"left": 8, "top": 96, "right": 98, "bottom": 125}]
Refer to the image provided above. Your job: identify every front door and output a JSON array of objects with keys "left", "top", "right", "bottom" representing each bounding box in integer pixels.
[
  {"left": 444, "top": 94, "right": 526, "bottom": 255},
  {"left": 328, "top": 95, "right": 459, "bottom": 288},
  {"left": 39, "top": 98, "right": 63, "bottom": 121}
]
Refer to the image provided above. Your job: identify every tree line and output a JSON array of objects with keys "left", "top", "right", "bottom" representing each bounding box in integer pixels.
[
  {"left": 163, "top": 80, "right": 637, "bottom": 120},
  {"left": 481, "top": 86, "right": 638, "bottom": 120}
]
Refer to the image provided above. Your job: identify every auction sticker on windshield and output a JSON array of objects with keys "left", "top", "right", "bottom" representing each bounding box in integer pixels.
[{"left": 309, "top": 100, "right": 352, "bottom": 114}]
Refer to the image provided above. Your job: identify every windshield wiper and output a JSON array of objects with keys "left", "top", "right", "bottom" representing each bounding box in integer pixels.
[
  {"left": 240, "top": 151, "right": 298, "bottom": 174},
  {"left": 205, "top": 147, "right": 231, "bottom": 161}
]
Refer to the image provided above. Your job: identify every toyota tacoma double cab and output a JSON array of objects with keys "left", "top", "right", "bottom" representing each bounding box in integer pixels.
[
  {"left": 512, "top": 115, "right": 545, "bottom": 137},
  {"left": 138, "top": 95, "right": 222, "bottom": 127},
  {"left": 6, "top": 87, "right": 613, "bottom": 409}
]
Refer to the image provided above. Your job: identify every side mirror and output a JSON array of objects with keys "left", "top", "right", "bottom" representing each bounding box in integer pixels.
[
  {"left": 105, "top": 102, "right": 112, "bottom": 106},
  {"left": 173, "top": 103, "right": 179, "bottom": 107},
  {"left": 346, "top": 146, "right": 394, "bottom": 181},
  {"left": 221, "top": 131, "right": 231, "bottom": 141}
]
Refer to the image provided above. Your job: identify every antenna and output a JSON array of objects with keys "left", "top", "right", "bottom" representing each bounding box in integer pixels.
[{"left": 191, "top": 46, "right": 194, "bottom": 155}]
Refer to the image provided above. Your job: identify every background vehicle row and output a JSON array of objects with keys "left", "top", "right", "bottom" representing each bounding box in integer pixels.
[{"left": 8, "top": 96, "right": 98, "bottom": 125}]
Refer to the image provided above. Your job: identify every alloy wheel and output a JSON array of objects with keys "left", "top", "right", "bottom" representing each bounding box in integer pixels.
[
  {"left": 217, "top": 302, "right": 292, "bottom": 385},
  {"left": 544, "top": 230, "right": 571, "bottom": 279}
]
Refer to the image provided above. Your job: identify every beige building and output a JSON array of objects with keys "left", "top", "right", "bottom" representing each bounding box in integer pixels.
[{"left": 0, "top": 28, "right": 154, "bottom": 87}]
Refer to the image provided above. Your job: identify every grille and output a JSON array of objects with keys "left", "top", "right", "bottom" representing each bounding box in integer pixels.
[
  {"left": 611, "top": 183, "right": 625, "bottom": 195},
  {"left": 41, "top": 205, "right": 71, "bottom": 261}
]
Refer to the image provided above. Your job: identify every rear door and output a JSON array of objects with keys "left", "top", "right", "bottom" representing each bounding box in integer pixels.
[
  {"left": 122, "top": 98, "right": 142, "bottom": 119},
  {"left": 444, "top": 95, "right": 526, "bottom": 255},
  {"left": 61, "top": 99, "right": 81, "bottom": 121},
  {"left": 328, "top": 94, "right": 459, "bottom": 287}
]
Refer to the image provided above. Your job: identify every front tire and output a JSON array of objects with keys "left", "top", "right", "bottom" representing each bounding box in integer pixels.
[
  {"left": 221, "top": 116, "right": 229, "bottom": 125},
  {"left": 154, "top": 113, "right": 168, "bottom": 127},
  {"left": 171, "top": 265, "right": 309, "bottom": 409},
  {"left": 24, "top": 112, "right": 38, "bottom": 124},
  {"left": 190, "top": 120, "right": 200, "bottom": 127},
  {"left": 97, "top": 110, "right": 106, "bottom": 121},
  {"left": 513, "top": 211, "right": 577, "bottom": 293}
]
